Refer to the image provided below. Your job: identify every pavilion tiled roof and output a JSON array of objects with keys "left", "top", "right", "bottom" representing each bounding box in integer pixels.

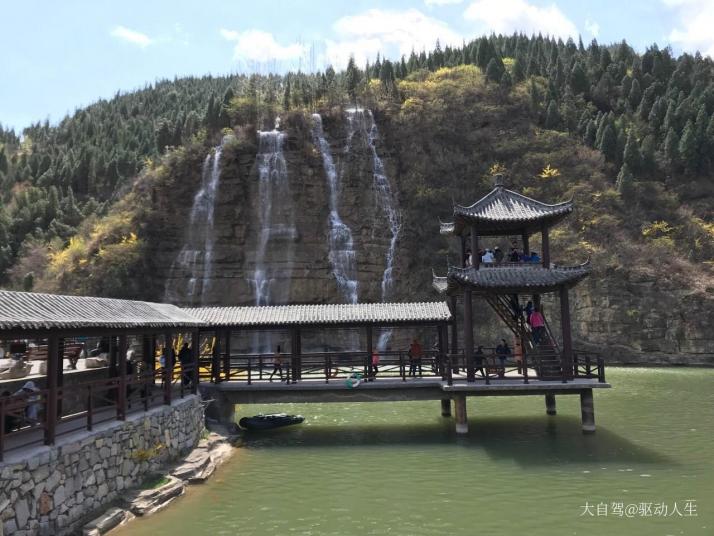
[
  {"left": 185, "top": 302, "right": 452, "bottom": 327},
  {"left": 0, "top": 290, "right": 205, "bottom": 331},
  {"left": 433, "top": 263, "right": 591, "bottom": 294},
  {"left": 441, "top": 185, "right": 573, "bottom": 235}
]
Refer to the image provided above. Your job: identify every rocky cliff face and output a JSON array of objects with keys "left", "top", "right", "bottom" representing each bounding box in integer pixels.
[{"left": 151, "top": 101, "right": 713, "bottom": 364}]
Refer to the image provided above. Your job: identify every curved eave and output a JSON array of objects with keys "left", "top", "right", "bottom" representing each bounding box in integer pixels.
[
  {"left": 449, "top": 186, "right": 574, "bottom": 235},
  {"left": 439, "top": 221, "right": 456, "bottom": 235},
  {"left": 445, "top": 261, "right": 591, "bottom": 294}
]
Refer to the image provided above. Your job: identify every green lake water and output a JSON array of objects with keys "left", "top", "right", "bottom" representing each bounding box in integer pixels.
[{"left": 116, "top": 368, "right": 714, "bottom": 536}]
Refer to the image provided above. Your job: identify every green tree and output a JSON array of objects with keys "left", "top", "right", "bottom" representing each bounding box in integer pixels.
[
  {"left": 678, "top": 119, "right": 699, "bottom": 171},
  {"left": 544, "top": 100, "right": 560, "bottom": 129},
  {"left": 628, "top": 78, "right": 642, "bottom": 108},
  {"left": 599, "top": 124, "right": 618, "bottom": 163},
  {"left": 663, "top": 127, "right": 680, "bottom": 167},
  {"left": 623, "top": 131, "right": 642, "bottom": 174},
  {"left": 345, "top": 56, "right": 360, "bottom": 104},
  {"left": 569, "top": 62, "right": 589, "bottom": 95},
  {"left": 486, "top": 58, "right": 503, "bottom": 83},
  {"left": 616, "top": 163, "right": 635, "bottom": 198}
]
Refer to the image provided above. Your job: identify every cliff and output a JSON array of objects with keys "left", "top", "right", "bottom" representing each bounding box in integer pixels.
[{"left": 37, "top": 67, "right": 714, "bottom": 364}]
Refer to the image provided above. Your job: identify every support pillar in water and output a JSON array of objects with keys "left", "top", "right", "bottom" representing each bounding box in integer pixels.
[
  {"left": 545, "top": 393, "right": 556, "bottom": 415},
  {"left": 205, "top": 392, "right": 235, "bottom": 425},
  {"left": 580, "top": 389, "right": 595, "bottom": 434},
  {"left": 454, "top": 395, "right": 468, "bottom": 434},
  {"left": 441, "top": 399, "right": 451, "bottom": 417}
]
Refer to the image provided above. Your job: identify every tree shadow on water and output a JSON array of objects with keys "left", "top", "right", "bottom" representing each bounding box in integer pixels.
[{"left": 239, "top": 415, "right": 672, "bottom": 467}]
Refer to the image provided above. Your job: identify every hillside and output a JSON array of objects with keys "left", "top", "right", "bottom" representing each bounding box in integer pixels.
[{"left": 0, "top": 35, "right": 713, "bottom": 363}]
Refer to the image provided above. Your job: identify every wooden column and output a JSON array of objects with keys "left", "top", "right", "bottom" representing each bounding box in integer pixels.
[
  {"left": 470, "top": 225, "right": 480, "bottom": 269},
  {"left": 463, "top": 290, "right": 475, "bottom": 382},
  {"left": 365, "top": 326, "right": 373, "bottom": 378},
  {"left": 109, "top": 336, "right": 118, "bottom": 378},
  {"left": 541, "top": 225, "right": 550, "bottom": 267},
  {"left": 460, "top": 234, "right": 467, "bottom": 267},
  {"left": 45, "top": 334, "right": 59, "bottom": 445},
  {"left": 522, "top": 231, "right": 530, "bottom": 257},
  {"left": 223, "top": 330, "right": 231, "bottom": 382},
  {"left": 454, "top": 395, "right": 468, "bottom": 434},
  {"left": 56, "top": 337, "right": 65, "bottom": 417},
  {"left": 211, "top": 331, "right": 220, "bottom": 383},
  {"left": 545, "top": 393, "right": 556, "bottom": 415},
  {"left": 449, "top": 295, "right": 458, "bottom": 356},
  {"left": 291, "top": 327, "right": 300, "bottom": 384},
  {"left": 117, "top": 334, "right": 127, "bottom": 419},
  {"left": 191, "top": 330, "right": 200, "bottom": 394},
  {"left": 441, "top": 399, "right": 451, "bottom": 417},
  {"left": 580, "top": 389, "right": 595, "bottom": 433},
  {"left": 560, "top": 286, "right": 574, "bottom": 380},
  {"left": 437, "top": 323, "right": 446, "bottom": 379},
  {"left": 163, "top": 332, "right": 173, "bottom": 405}
]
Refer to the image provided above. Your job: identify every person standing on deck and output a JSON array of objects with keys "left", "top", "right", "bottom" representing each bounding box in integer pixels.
[
  {"left": 370, "top": 350, "right": 380, "bottom": 381},
  {"left": 408, "top": 339, "right": 423, "bottom": 377},
  {"left": 509, "top": 247, "right": 520, "bottom": 262},
  {"left": 475, "top": 346, "right": 486, "bottom": 378},
  {"left": 530, "top": 307, "right": 546, "bottom": 345},
  {"left": 482, "top": 249, "right": 495, "bottom": 264},
  {"left": 178, "top": 342, "right": 192, "bottom": 387},
  {"left": 495, "top": 340, "right": 510, "bottom": 378},
  {"left": 270, "top": 345, "right": 284, "bottom": 382},
  {"left": 494, "top": 246, "right": 504, "bottom": 264},
  {"left": 524, "top": 300, "right": 534, "bottom": 325}
]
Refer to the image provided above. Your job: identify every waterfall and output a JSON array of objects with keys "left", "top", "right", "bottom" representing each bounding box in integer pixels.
[
  {"left": 250, "top": 129, "right": 297, "bottom": 352},
  {"left": 345, "top": 108, "right": 401, "bottom": 350},
  {"left": 164, "top": 144, "right": 222, "bottom": 305},
  {"left": 311, "top": 113, "right": 359, "bottom": 304}
]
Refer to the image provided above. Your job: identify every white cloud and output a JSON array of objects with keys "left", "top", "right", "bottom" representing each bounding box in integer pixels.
[
  {"left": 110, "top": 25, "right": 153, "bottom": 48},
  {"left": 424, "top": 0, "right": 464, "bottom": 6},
  {"left": 220, "top": 29, "right": 306, "bottom": 63},
  {"left": 326, "top": 9, "right": 462, "bottom": 68},
  {"left": 463, "top": 0, "right": 579, "bottom": 40},
  {"left": 585, "top": 18, "right": 599, "bottom": 38},
  {"left": 664, "top": 0, "right": 714, "bottom": 58}
]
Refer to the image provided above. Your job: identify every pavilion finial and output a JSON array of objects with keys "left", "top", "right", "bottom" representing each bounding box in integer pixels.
[{"left": 493, "top": 173, "right": 505, "bottom": 188}]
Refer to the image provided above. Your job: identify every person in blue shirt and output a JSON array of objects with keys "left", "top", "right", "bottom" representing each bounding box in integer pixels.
[{"left": 529, "top": 251, "right": 541, "bottom": 263}]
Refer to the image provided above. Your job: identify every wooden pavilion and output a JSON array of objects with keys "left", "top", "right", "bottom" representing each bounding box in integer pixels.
[{"left": 434, "top": 175, "right": 593, "bottom": 385}]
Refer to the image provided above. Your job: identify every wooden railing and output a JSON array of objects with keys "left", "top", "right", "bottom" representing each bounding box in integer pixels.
[{"left": 0, "top": 362, "right": 197, "bottom": 461}]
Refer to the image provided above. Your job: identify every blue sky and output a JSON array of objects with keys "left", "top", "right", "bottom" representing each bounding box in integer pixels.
[{"left": 1, "top": 0, "right": 712, "bottom": 131}]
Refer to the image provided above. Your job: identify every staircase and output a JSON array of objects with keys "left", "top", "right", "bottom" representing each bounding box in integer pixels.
[{"left": 485, "top": 295, "right": 562, "bottom": 379}]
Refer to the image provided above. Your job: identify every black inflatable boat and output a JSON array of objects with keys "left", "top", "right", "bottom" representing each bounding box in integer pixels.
[{"left": 238, "top": 413, "right": 304, "bottom": 431}]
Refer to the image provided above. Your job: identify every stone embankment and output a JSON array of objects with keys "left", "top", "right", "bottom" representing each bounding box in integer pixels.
[
  {"left": 82, "top": 430, "right": 236, "bottom": 536},
  {"left": 0, "top": 396, "right": 205, "bottom": 535}
]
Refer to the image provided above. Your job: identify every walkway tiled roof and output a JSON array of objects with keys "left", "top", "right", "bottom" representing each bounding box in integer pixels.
[
  {"left": 441, "top": 186, "right": 572, "bottom": 235},
  {"left": 0, "top": 290, "right": 205, "bottom": 331},
  {"left": 433, "top": 263, "right": 591, "bottom": 294},
  {"left": 185, "top": 302, "right": 452, "bottom": 327}
]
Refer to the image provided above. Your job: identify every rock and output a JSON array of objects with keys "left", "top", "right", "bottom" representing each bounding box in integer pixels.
[
  {"left": 127, "top": 476, "right": 184, "bottom": 517},
  {"left": 82, "top": 507, "right": 130, "bottom": 536},
  {"left": 38, "top": 492, "right": 52, "bottom": 516},
  {"left": 15, "top": 498, "right": 30, "bottom": 529}
]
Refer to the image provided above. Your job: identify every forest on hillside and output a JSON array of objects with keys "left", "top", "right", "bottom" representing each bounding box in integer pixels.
[{"left": 0, "top": 33, "right": 713, "bottom": 294}]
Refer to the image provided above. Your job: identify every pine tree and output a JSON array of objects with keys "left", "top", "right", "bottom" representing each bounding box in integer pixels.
[
  {"left": 622, "top": 131, "right": 642, "bottom": 174},
  {"left": 345, "top": 56, "right": 360, "bottom": 104},
  {"left": 678, "top": 119, "right": 699, "bottom": 172},
  {"left": 486, "top": 58, "right": 503, "bottom": 82},
  {"left": 544, "top": 100, "right": 560, "bottom": 129},
  {"left": 640, "top": 134, "right": 657, "bottom": 172},
  {"left": 663, "top": 127, "right": 680, "bottom": 167},
  {"left": 616, "top": 163, "right": 634, "bottom": 198},
  {"left": 512, "top": 57, "right": 525, "bottom": 82},
  {"left": 569, "top": 62, "right": 588, "bottom": 95},
  {"left": 584, "top": 120, "right": 597, "bottom": 147},
  {"left": 599, "top": 124, "right": 618, "bottom": 163},
  {"left": 628, "top": 79, "right": 642, "bottom": 108}
]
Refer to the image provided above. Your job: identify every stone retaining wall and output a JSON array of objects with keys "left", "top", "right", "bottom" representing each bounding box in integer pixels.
[{"left": 0, "top": 396, "right": 204, "bottom": 536}]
